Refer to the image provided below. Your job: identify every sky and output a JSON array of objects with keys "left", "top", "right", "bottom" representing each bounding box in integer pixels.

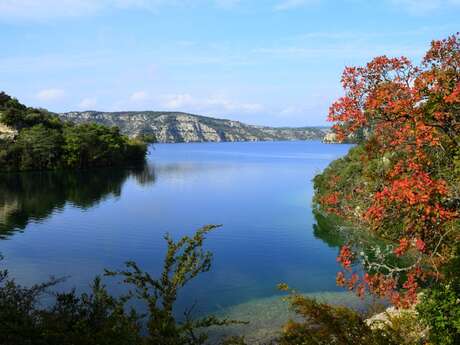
[{"left": 1, "top": 0, "right": 459, "bottom": 126}]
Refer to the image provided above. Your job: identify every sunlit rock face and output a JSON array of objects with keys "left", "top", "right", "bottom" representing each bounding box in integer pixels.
[
  {"left": 59, "top": 111, "right": 330, "bottom": 143},
  {"left": 322, "top": 132, "right": 338, "bottom": 143},
  {"left": 322, "top": 131, "right": 360, "bottom": 144},
  {"left": 0, "top": 123, "right": 17, "bottom": 140}
]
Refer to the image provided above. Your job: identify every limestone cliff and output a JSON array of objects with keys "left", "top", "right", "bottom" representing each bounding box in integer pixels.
[
  {"left": 59, "top": 111, "right": 330, "bottom": 143},
  {"left": 0, "top": 123, "right": 17, "bottom": 141}
]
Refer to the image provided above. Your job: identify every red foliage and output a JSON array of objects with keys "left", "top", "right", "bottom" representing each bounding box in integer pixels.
[
  {"left": 337, "top": 245, "right": 353, "bottom": 270},
  {"left": 321, "top": 33, "right": 460, "bottom": 308},
  {"left": 393, "top": 238, "right": 410, "bottom": 257}
]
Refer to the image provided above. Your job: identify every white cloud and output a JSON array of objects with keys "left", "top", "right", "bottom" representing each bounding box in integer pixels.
[
  {"left": 35, "top": 88, "right": 65, "bottom": 101},
  {"left": 0, "top": 0, "right": 241, "bottom": 21},
  {"left": 388, "top": 0, "right": 460, "bottom": 14},
  {"left": 130, "top": 90, "right": 149, "bottom": 102},
  {"left": 78, "top": 97, "right": 97, "bottom": 109},
  {"left": 214, "top": 0, "right": 240, "bottom": 9},
  {"left": 0, "top": 0, "right": 102, "bottom": 20},
  {"left": 162, "top": 93, "right": 263, "bottom": 114},
  {"left": 1, "top": 0, "right": 459, "bottom": 21},
  {"left": 253, "top": 42, "right": 426, "bottom": 60},
  {"left": 273, "top": 0, "right": 317, "bottom": 11},
  {"left": 272, "top": 0, "right": 460, "bottom": 13},
  {"left": 163, "top": 93, "right": 194, "bottom": 108}
]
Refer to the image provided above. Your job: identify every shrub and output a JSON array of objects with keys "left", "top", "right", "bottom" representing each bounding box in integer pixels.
[
  {"left": 0, "top": 226, "right": 246, "bottom": 345},
  {"left": 277, "top": 290, "right": 401, "bottom": 345}
]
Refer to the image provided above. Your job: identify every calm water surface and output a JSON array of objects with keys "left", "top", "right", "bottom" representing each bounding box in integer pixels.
[{"left": 0, "top": 141, "right": 351, "bottom": 315}]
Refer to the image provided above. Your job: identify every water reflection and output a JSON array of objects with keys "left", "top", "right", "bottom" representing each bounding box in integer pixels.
[
  {"left": 0, "top": 165, "right": 156, "bottom": 239},
  {"left": 312, "top": 210, "right": 347, "bottom": 249},
  {"left": 0, "top": 142, "right": 354, "bottom": 316}
]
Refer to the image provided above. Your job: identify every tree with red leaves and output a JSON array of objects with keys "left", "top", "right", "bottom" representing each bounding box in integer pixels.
[{"left": 316, "top": 33, "right": 460, "bottom": 308}]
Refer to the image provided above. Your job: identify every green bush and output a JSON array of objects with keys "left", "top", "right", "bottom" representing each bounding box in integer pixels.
[
  {"left": 0, "top": 226, "right": 246, "bottom": 345},
  {"left": 417, "top": 283, "right": 460, "bottom": 345},
  {"left": 417, "top": 246, "right": 460, "bottom": 345},
  {"left": 277, "top": 290, "right": 401, "bottom": 345}
]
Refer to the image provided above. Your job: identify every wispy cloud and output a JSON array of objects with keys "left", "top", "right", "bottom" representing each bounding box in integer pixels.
[
  {"left": 162, "top": 93, "right": 263, "bottom": 114},
  {"left": 78, "top": 97, "right": 97, "bottom": 109},
  {"left": 253, "top": 44, "right": 426, "bottom": 60},
  {"left": 0, "top": 0, "right": 102, "bottom": 21},
  {"left": 273, "top": 0, "right": 318, "bottom": 11},
  {"left": 293, "top": 26, "right": 451, "bottom": 41},
  {"left": 214, "top": 0, "right": 240, "bottom": 9},
  {"left": 388, "top": 0, "right": 460, "bottom": 14},
  {"left": 0, "top": 0, "right": 242, "bottom": 21},
  {"left": 251, "top": 27, "right": 440, "bottom": 60},
  {"left": 36, "top": 88, "right": 65, "bottom": 101},
  {"left": 0, "top": 52, "right": 112, "bottom": 74},
  {"left": 130, "top": 90, "right": 149, "bottom": 102},
  {"left": 272, "top": 0, "right": 460, "bottom": 14}
]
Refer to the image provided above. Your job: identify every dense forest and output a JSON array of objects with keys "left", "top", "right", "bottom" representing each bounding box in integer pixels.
[{"left": 0, "top": 93, "right": 147, "bottom": 171}]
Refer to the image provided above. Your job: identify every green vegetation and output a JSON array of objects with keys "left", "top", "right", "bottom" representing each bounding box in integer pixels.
[
  {"left": 0, "top": 92, "right": 147, "bottom": 171},
  {"left": 311, "top": 33, "right": 460, "bottom": 344},
  {"left": 277, "top": 290, "right": 400, "bottom": 345},
  {"left": 0, "top": 226, "right": 246, "bottom": 345},
  {"left": 417, "top": 245, "right": 460, "bottom": 345}
]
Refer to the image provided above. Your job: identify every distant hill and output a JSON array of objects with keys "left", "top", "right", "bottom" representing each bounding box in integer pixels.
[{"left": 59, "top": 111, "right": 330, "bottom": 143}]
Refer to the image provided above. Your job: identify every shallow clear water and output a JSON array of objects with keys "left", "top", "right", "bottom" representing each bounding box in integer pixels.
[{"left": 0, "top": 141, "right": 352, "bottom": 315}]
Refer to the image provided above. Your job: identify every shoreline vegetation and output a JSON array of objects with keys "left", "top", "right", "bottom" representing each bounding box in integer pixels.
[
  {"left": 0, "top": 92, "right": 147, "bottom": 172},
  {"left": 312, "top": 33, "right": 460, "bottom": 344},
  {"left": 1, "top": 33, "right": 459, "bottom": 344}
]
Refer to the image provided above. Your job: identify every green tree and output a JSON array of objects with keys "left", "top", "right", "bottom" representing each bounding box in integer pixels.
[{"left": 15, "top": 124, "right": 63, "bottom": 170}]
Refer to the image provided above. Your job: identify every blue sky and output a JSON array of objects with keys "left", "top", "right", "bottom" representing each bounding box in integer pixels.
[{"left": 1, "top": 0, "right": 459, "bottom": 126}]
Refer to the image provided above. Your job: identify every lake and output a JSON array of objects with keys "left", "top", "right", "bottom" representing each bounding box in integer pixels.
[{"left": 0, "top": 141, "right": 353, "bottom": 325}]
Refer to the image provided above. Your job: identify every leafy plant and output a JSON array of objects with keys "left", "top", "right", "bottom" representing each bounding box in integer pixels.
[
  {"left": 105, "top": 225, "right": 246, "bottom": 345},
  {"left": 0, "top": 226, "right": 246, "bottom": 345},
  {"left": 277, "top": 288, "right": 401, "bottom": 345},
  {"left": 417, "top": 245, "right": 460, "bottom": 345},
  {"left": 314, "top": 33, "right": 460, "bottom": 308}
]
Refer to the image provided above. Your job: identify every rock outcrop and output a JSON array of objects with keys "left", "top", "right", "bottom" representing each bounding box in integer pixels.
[
  {"left": 0, "top": 123, "right": 17, "bottom": 140},
  {"left": 322, "top": 132, "right": 338, "bottom": 143},
  {"left": 59, "top": 111, "right": 330, "bottom": 143}
]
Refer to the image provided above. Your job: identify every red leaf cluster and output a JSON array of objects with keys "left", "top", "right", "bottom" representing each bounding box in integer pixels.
[{"left": 321, "top": 33, "right": 460, "bottom": 308}]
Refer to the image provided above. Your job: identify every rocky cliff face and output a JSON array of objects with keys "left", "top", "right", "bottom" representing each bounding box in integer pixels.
[
  {"left": 322, "top": 132, "right": 338, "bottom": 143},
  {"left": 59, "top": 111, "right": 330, "bottom": 143},
  {"left": 0, "top": 123, "right": 17, "bottom": 141}
]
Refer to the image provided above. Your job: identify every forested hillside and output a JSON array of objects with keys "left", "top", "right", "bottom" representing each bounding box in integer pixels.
[{"left": 0, "top": 93, "right": 147, "bottom": 171}]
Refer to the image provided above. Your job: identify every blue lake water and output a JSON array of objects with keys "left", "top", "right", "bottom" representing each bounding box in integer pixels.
[{"left": 0, "top": 141, "right": 352, "bottom": 316}]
